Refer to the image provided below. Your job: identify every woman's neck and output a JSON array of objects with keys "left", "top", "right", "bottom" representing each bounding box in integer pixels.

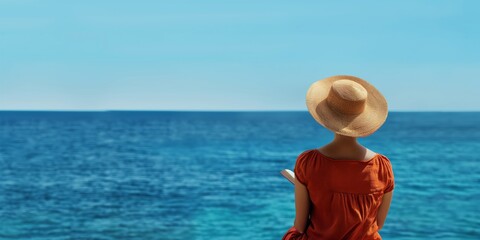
[
  {"left": 319, "top": 133, "right": 370, "bottom": 160},
  {"left": 332, "top": 133, "right": 359, "bottom": 145}
]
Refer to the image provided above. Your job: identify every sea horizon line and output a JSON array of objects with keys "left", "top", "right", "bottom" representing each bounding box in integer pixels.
[{"left": 0, "top": 110, "right": 479, "bottom": 113}]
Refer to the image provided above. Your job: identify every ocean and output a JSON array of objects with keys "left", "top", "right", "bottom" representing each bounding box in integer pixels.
[{"left": 0, "top": 111, "right": 479, "bottom": 240}]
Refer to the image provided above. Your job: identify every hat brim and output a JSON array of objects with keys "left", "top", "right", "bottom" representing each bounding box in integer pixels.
[{"left": 306, "top": 75, "right": 388, "bottom": 137}]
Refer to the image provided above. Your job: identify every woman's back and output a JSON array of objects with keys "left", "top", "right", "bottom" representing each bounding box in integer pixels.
[
  {"left": 282, "top": 75, "right": 394, "bottom": 240},
  {"left": 292, "top": 148, "right": 395, "bottom": 240}
]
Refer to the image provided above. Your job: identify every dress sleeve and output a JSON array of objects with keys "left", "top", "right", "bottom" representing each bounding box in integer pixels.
[
  {"left": 383, "top": 156, "right": 395, "bottom": 193},
  {"left": 294, "top": 150, "right": 311, "bottom": 186}
]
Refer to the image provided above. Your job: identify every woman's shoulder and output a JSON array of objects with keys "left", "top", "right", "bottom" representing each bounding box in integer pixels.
[
  {"left": 295, "top": 148, "right": 319, "bottom": 159},
  {"left": 301, "top": 148, "right": 320, "bottom": 155},
  {"left": 294, "top": 149, "right": 322, "bottom": 168},
  {"left": 376, "top": 153, "right": 394, "bottom": 176},
  {"left": 376, "top": 153, "right": 392, "bottom": 163}
]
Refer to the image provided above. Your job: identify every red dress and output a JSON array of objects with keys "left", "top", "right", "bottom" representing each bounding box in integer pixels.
[{"left": 282, "top": 149, "right": 395, "bottom": 240}]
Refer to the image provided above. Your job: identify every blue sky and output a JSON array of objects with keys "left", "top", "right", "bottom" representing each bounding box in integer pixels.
[{"left": 1, "top": 0, "right": 479, "bottom": 111}]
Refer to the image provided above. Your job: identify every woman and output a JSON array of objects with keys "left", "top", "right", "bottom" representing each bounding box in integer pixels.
[{"left": 282, "top": 75, "right": 395, "bottom": 240}]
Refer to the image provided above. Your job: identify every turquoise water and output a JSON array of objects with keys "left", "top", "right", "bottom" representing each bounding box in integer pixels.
[{"left": 0, "top": 111, "right": 479, "bottom": 239}]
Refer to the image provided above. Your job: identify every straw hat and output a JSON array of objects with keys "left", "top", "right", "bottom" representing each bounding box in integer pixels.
[{"left": 306, "top": 75, "right": 388, "bottom": 137}]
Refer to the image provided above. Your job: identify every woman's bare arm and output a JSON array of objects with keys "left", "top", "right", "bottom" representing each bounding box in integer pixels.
[
  {"left": 377, "top": 191, "right": 393, "bottom": 230},
  {"left": 293, "top": 179, "right": 310, "bottom": 233}
]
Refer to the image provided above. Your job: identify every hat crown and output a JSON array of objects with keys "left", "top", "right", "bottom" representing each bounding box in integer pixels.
[{"left": 327, "top": 80, "right": 368, "bottom": 115}]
